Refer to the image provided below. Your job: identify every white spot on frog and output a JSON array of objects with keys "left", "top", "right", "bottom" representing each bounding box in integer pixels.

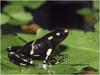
[
  {"left": 10, "top": 52, "right": 15, "bottom": 54},
  {"left": 20, "top": 63, "right": 26, "bottom": 66},
  {"left": 23, "top": 59, "right": 28, "bottom": 62},
  {"left": 30, "top": 60, "right": 33, "bottom": 64},
  {"left": 15, "top": 54, "right": 20, "bottom": 58},
  {"left": 45, "top": 48, "right": 52, "bottom": 60},
  {"left": 56, "top": 32, "right": 60, "bottom": 36},
  {"left": 64, "top": 29, "right": 68, "bottom": 33},
  {"left": 30, "top": 41, "right": 35, "bottom": 55},
  {"left": 48, "top": 36, "right": 53, "bottom": 40}
]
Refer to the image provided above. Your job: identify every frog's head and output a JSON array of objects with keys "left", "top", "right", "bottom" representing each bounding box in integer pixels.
[
  {"left": 46, "top": 28, "right": 69, "bottom": 46},
  {"left": 54, "top": 28, "right": 69, "bottom": 42}
]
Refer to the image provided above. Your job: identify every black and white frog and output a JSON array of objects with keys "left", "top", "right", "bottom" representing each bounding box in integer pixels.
[{"left": 7, "top": 28, "right": 69, "bottom": 68}]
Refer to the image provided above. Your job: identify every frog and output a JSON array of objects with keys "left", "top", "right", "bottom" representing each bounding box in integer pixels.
[{"left": 7, "top": 28, "right": 69, "bottom": 68}]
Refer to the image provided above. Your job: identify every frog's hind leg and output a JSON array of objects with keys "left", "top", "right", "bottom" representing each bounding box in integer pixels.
[
  {"left": 7, "top": 46, "right": 23, "bottom": 53},
  {"left": 8, "top": 52, "right": 33, "bottom": 67}
]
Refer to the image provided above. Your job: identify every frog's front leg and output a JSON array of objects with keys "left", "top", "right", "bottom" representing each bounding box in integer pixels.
[{"left": 42, "top": 48, "right": 54, "bottom": 69}]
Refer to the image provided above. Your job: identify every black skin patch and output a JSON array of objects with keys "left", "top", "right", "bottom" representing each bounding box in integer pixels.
[{"left": 7, "top": 28, "right": 69, "bottom": 66}]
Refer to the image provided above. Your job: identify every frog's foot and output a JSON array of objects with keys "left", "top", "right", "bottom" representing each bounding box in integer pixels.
[
  {"left": 59, "top": 53, "right": 70, "bottom": 58},
  {"left": 8, "top": 52, "right": 33, "bottom": 67},
  {"left": 46, "top": 58, "right": 57, "bottom": 65},
  {"left": 47, "top": 54, "right": 70, "bottom": 65},
  {"left": 57, "top": 53, "right": 70, "bottom": 63},
  {"left": 42, "top": 53, "right": 70, "bottom": 67},
  {"left": 42, "top": 58, "right": 60, "bottom": 69}
]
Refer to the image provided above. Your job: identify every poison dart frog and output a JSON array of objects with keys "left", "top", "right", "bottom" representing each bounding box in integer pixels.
[{"left": 7, "top": 28, "right": 69, "bottom": 68}]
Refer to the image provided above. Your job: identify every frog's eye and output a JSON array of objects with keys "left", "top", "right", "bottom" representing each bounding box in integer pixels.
[{"left": 56, "top": 32, "right": 60, "bottom": 36}]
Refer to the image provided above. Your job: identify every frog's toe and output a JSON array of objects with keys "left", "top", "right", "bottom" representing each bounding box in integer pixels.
[
  {"left": 42, "top": 64, "right": 48, "bottom": 70},
  {"left": 47, "top": 58, "right": 57, "bottom": 65},
  {"left": 63, "top": 54, "right": 70, "bottom": 59}
]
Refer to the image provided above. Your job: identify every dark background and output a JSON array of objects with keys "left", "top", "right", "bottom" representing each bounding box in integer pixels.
[{"left": 1, "top": 1, "right": 94, "bottom": 31}]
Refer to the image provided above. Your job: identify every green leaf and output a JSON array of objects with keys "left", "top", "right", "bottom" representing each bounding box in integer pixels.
[
  {"left": 8, "top": 18, "right": 29, "bottom": 25},
  {"left": 24, "top": 1, "right": 46, "bottom": 9},
  {"left": 65, "top": 30, "right": 98, "bottom": 51},
  {"left": 0, "top": 13, "right": 10, "bottom": 25},
  {"left": 7, "top": 12, "right": 33, "bottom": 25},
  {"left": 61, "top": 22, "right": 99, "bottom": 71},
  {"left": 9, "top": 12, "right": 33, "bottom": 22},
  {"left": 3, "top": 4, "right": 24, "bottom": 14},
  {"left": 3, "top": 4, "right": 33, "bottom": 25},
  {"left": 77, "top": 8, "right": 93, "bottom": 16},
  {"left": 50, "top": 65, "right": 77, "bottom": 74},
  {"left": 10, "top": 1, "right": 46, "bottom": 9}
]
